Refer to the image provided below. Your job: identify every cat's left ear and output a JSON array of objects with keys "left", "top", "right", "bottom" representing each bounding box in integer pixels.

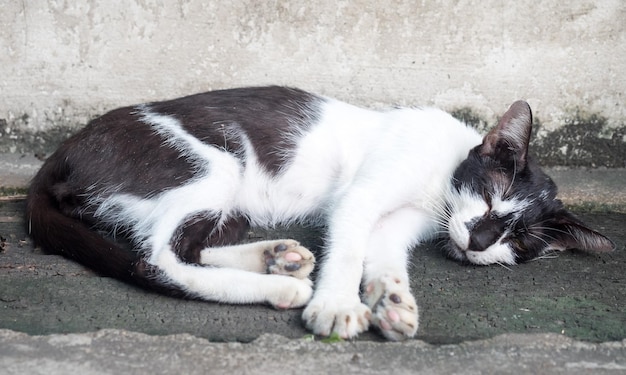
[
  {"left": 543, "top": 210, "right": 616, "bottom": 253},
  {"left": 480, "top": 100, "right": 532, "bottom": 169}
]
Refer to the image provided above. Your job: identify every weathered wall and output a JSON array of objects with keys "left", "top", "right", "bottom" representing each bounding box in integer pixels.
[{"left": 1, "top": 0, "right": 625, "bottom": 166}]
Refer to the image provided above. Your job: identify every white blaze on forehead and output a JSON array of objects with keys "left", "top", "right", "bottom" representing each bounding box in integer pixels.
[
  {"left": 491, "top": 195, "right": 531, "bottom": 218},
  {"left": 454, "top": 188, "right": 489, "bottom": 220}
]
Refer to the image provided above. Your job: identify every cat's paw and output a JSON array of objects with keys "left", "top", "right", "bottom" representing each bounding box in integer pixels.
[
  {"left": 302, "top": 295, "right": 371, "bottom": 339},
  {"left": 264, "top": 240, "right": 315, "bottom": 280},
  {"left": 364, "top": 275, "right": 419, "bottom": 341},
  {"left": 267, "top": 276, "right": 314, "bottom": 309}
]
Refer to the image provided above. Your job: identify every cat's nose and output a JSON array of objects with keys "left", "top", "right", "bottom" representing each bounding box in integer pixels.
[
  {"left": 467, "top": 217, "right": 503, "bottom": 252},
  {"left": 464, "top": 218, "right": 479, "bottom": 231},
  {"left": 468, "top": 230, "right": 498, "bottom": 252}
]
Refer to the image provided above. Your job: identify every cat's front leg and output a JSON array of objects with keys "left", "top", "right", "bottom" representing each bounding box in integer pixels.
[
  {"left": 302, "top": 292, "right": 372, "bottom": 338},
  {"left": 361, "top": 206, "right": 429, "bottom": 340},
  {"left": 302, "top": 195, "right": 376, "bottom": 339}
]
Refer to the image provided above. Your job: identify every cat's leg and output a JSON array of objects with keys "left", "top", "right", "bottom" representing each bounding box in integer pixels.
[
  {"left": 144, "top": 211, "right": 313, "bottom": 308},
  {"left": 302, "top": 193, "right": 377, "bottom": 339},
  {"left": 172, "top": 213, "right": 250, "bottom": 263},
  {"left": 153, "top": 248, "right": 313, "bottom": 309},
  {"left": 363, "top": 274, "right": 418, "bottom": 341},
  {"left": 200, "top": 239, "right": 315, "bottom": 279},
  {"left": 302, "top": 199, "right": 429, "bottom": 340},
  {"left": 171, "top": 211, "right": 315, "bottom": 278},
  {"left": 361, "top": 207, "right": 430, "bottom": 341}
]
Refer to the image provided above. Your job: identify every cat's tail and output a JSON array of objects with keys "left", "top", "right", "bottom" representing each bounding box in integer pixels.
[{"left": 25, "top": 158, "right": 147, "bottom": 287}]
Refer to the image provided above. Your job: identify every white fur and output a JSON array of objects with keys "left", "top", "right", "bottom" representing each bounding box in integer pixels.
[
  {"left": 447, "top": 189, "right": 490, "bottom": 250},
  {"left": 465, "top": 242, "right": 516, "bottom": 265},
  {"left": 95, "top": 98, "right": 496, "bottom": 339}
]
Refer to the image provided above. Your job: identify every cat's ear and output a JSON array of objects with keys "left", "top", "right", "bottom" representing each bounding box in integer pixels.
[
  {"left": 480, "top": 100, "right": 532, "bottom": 169},
  {"left": 543, "top": 210, "right": 616, "bottom": 253}
]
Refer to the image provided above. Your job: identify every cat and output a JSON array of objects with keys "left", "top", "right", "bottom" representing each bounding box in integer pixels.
[{"left": 26, "top": 86, "right": 615, "bottom": 341}]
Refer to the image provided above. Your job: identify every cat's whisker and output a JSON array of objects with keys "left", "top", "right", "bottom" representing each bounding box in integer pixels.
[
  {"left": 529, "top": 251, "right": 560, "bottom": 261},
  {"left": 529, "top": 225, "right": 579, "bottom": 239},
  {"left": 435, "top": 238, "right": 450, "bottom": 249},
  {"left": 495, "top": 262, "right": 513, "bottom": 271},
  {"left": 432, "top": 229, "right": 450, "bottom": 238},
  {"left": 528, "top": 232, "right": 552, "bottom": 247}
]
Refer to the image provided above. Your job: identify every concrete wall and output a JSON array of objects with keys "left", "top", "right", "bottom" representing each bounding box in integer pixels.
[{"left": 1, "top": 0, "right": 625, "bottom": 166}]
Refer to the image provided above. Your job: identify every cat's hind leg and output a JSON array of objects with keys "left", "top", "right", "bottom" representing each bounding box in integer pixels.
[
  {"left": 148, "top": 211, "right": 314, "bottom": 308},
  {"left": 138, "top": 212, "right": 312, "bottom": 308},
  {"left": 153, "top": 249, "right": 313, "bottom": 309},
  {"left": 200, "top": 239, "right": 315, "bottom": 279},
  {"left": 171, "top": 211, "right": 315, "bottom": 278}
]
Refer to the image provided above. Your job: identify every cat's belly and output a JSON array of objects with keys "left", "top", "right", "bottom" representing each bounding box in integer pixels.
[{"left": 236, "top": 170, "right": 334, "bottom": 227}]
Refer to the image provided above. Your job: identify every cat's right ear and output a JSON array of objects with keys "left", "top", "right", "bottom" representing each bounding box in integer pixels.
[
  {"left": 543, "top": 209, "right": 616, "bottom": 253},
  {"left": 480, "top": 100, "right": 533, "bottom": 170}
]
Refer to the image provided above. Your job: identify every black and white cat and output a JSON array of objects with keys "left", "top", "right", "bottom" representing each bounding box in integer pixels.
[{"left": 26, "top": 86, "right": 615, "bottom": 341}]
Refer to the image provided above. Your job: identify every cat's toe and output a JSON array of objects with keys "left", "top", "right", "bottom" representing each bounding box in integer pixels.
[
  {"left": 264, "top": 240, "right": 315, "bottom": 279},
  {"left": 302, "top": 296, "right": 371, "bottom": 339},
  {"left": 365, "top": 275, "right": 419, "bottom": 341}
]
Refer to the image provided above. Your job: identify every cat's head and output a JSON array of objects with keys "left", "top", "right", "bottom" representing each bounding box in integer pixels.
[{"left": 445, "top": 100, "right": 615, "bottom": 265}]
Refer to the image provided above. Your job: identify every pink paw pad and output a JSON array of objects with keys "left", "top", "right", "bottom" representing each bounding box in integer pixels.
[
  {"left": 263, "top": 240, "right": 315, "bottom": 279},
  {"left": 284, "top": 252, "right": 303, "bottom": 262},
  {"left": 365, "top": 276, "right": 419, "bottom": 340},
  {"left": 387, "top": 309, "right": 400, "bottom": 323}
]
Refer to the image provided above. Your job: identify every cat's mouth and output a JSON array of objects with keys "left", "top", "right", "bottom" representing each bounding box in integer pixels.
[
  {"left": 445, "top": 239, "right": 517, "bottom": 266},
  {"left": 444, "top": 241, "right": 471, "bottom": 264}
]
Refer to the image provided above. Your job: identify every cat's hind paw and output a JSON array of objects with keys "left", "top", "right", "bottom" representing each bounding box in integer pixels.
[
  {"left": 364, "top": 275, "right": 419, "bottom": 341},
  {"left": 264, "top": 240, "right": 315, "bottom": 280},
  {"left": 267, "top": 276, "right": 313, "bottom": 309},
  {"left": 302, "top": 296, "right": 371, "bottom": 339}
]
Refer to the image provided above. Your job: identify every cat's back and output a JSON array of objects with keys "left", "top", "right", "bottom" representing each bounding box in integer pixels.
[
  {"left": 308, "top": 102, "right": 482, "bottom": 175},
  {"left": 287, "top": 102, "right": 484, "bottom": 213},
  {"left": 38, "top": 87, "right": 325, "bottom": 197},
  {"left": 34, "top": 86, "right": 481, "bottom": 211}
]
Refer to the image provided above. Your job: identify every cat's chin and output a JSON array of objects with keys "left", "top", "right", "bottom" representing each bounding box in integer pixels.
[{"left": 444, "top": 241, "right": 517, "bottom": 266}]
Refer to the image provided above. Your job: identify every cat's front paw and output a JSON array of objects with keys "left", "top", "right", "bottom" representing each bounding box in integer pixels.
[
  {"left": 264, "top": 240, "right": 315, "bottom": 279},
  {"left": 364, "top": 275, "right": 419, "bottom": 341},
  {"left": 302, "top": 295, "right": 371, "bottom": 339}
]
